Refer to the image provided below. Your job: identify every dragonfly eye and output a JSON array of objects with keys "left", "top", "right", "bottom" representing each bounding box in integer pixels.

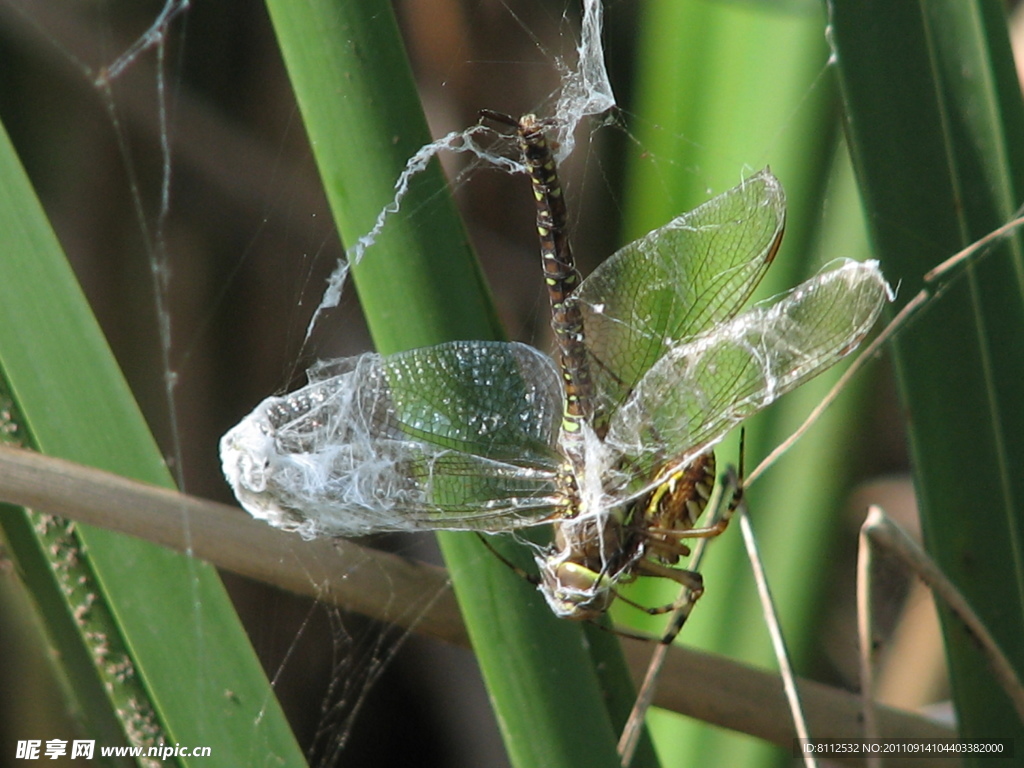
[{"left": 537, "top": 558, "right": 614, "bottom": 620}]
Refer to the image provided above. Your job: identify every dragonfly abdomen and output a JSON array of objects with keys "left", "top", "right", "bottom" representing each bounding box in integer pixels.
[{"left": 516, "top": 115, "right": 594, "bottom": 437}]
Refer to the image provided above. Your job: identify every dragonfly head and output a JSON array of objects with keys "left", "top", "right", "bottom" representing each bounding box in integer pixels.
[
  {"left": 536, "top": 556, "right": 615, "bottom": 620},
  {"left": 220, "top": 406, "right": 313, "bottom": 536}
]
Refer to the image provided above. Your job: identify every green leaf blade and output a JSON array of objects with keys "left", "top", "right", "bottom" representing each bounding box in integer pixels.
[
  {"left": 830, "top": 0, "right": 1024, "bottom": 752},
  {"left": 0, "top": 111, "right": 304, "bottom": 764},
  {"left": 263, "top": 1, "right": 656, "bottom": 766}
]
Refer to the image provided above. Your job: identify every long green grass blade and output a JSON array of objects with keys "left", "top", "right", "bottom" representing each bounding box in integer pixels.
[
  {"left": 262, "top": 1, "right": 655, "bottom": 766},
  {"left": 829, "top": 0, "right": 1024, "bottom": 754},
  {"left": 0, "top": 114, "right": 303, "bottom": 763}
]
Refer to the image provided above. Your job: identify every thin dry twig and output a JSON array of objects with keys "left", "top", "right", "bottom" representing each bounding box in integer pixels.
[
  {"left": 857, "top": 510, "right": 882, "bottom": 768},
  {"left": 740, "top": 512, "right": 816, "bottom": 768},
  {"left": 861, "top": 506, "right": 1024, "bottom": 725}
]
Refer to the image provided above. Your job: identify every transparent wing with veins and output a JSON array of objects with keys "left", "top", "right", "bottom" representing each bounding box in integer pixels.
[
  {"left": 601, "top": 259, "right": 891, "bottom": 502},
  {"left": 221, "top": 340, "right": 567, "bottom": 539},
  {"left": 574, "top": 168, "right": 786, "bottom": 430}
]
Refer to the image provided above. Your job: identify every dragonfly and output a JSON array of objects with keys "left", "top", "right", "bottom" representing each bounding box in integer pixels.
[{"left": 220, "top": 114, "right": 891, "bottom": 621}]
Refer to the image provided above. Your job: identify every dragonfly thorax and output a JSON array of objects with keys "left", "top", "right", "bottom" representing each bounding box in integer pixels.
[
  {"left": 535, "top": 451, "right": 718, "bottom": 619},
  {"left": 557, "top": 418, "right": 618, "bottom": 512}
]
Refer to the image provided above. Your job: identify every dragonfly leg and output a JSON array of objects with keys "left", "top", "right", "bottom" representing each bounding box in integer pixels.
[
  {"left": 637, "top": 559, "right": 704, "bottom": 592},
  {"left": 644, "top": 534, "right": 691, "bottom": 564},
  {"left": 622, "top": 442, "right": 749, "bottom": 621},
  {"left": 648, "top": 460, "right": 747, "bottom": 638},
  {"left": 613, "top": 562, "right": 704, "bottom": 617},
  {"left": 650, "top": 468, "right": 744, "bottom": 541},
  {"left": 640, "top": 450, "right": 745, "bottom": 570},
  {"left": 475, "top": 532, "right": 540, "bottom": 587}
]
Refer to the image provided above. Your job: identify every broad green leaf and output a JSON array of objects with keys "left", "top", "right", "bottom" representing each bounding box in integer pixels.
[
  {"left": 830, "top": 0, "right": 1024, "bottom": 755},
  {"left": 263, "top": 1, "right": 655, "bottom": 766},
  {"left": 0, "top": 107, "right": 302, "bottom": 765}
]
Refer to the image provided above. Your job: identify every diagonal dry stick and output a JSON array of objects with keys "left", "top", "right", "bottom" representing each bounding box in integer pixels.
[{"left": 0, "top": 444, "right": 955, "bottom": 765}]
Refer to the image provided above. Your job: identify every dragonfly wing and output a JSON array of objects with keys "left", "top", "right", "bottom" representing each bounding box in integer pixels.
[
  {"left": 604, "top": 260, "right": 891, "bottom": 499},
  {"left": 221, "top": 340, "right": 566, "bottom": 538},
  {"left": 575, "top": 169, "right": 786, "bottom": 421}
]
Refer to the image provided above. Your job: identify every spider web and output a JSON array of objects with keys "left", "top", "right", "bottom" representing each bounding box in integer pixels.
[{"left": 0, "top": 0, "right": 975, "bottom": 766}]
